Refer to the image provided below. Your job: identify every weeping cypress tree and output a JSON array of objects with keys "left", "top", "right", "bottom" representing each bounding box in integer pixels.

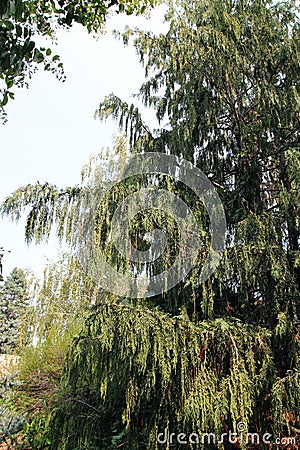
[{"left": 1, "top": 0, "right": 300, "bottom": 448}]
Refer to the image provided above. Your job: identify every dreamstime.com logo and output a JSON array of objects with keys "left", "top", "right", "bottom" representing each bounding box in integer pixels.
[
  {"left": 78, "top": 152, "right": 226, "bottom": 298},
  {"left": 157, "top": 422, "right": 296, "bottom": 446}
]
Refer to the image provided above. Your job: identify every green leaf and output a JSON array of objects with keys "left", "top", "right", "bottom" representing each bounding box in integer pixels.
[
  {"left": 5, "top": 78, "right": 13, "bottom": 89},
  {"left": 33, "top": 49, "right": 44, "bottom": 64},
  {"left": 15, "top": 24, "right": 22, "bottom": 38}
]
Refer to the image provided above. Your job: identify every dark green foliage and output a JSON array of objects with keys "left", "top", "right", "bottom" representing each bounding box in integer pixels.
[{"left": 0, "top": 268, "right": 30, "bottom": 354}]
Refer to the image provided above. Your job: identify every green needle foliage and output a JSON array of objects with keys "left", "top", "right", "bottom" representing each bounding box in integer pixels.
[
  {"left": 47, "top": 304, "right": 274, "bottom": 449},
  {"left": 0, "top": 373, "right": 26, "bottom": 447},
  {"left": 0, "top": 267, "right": 30, "bottom": 354},
  {"left": 95, "top": 0, "right": 300, "bottom": 324},
  {"left": 1, "top": 0, "right": 300, "bottom": 448}
]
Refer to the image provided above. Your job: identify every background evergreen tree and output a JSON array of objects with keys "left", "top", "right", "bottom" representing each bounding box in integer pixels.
[{"left": 0, "top": 267, "right": 30, "bottom": 354}]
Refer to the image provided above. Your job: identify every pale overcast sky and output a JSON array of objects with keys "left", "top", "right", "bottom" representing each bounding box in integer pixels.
[{"left": 0, "top": 5, "right": 167, "bottom": 279}]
